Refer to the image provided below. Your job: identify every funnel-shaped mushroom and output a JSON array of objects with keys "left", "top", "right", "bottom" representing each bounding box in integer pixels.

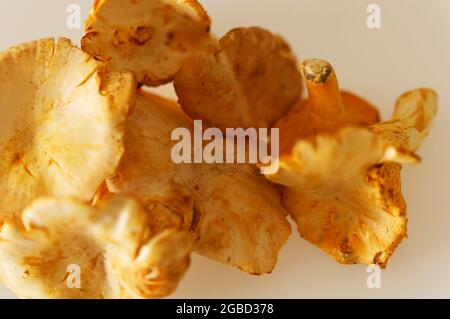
[
  {"left": 266, "top": 59, "right": 437, "bottom": 267},
  {"left": 0, "top": 196, "right": 191, "bottom": 299},
  {"left": 0, "top": 38, "right": 135, "bottom": 223},
  {"left": 107, "top": 90, "right": 291, "bottom": 274}
]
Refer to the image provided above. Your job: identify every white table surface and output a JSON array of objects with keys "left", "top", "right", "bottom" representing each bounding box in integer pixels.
[{"left": 1, "top": 0, "right": 449, "bottom": 298}]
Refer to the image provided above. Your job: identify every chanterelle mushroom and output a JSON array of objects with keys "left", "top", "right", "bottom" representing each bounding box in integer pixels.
[
  {"left": 82, "top": 0, "right": 214, "bottom": 86},
  {"left": 276, "top": 59, "right": 379, "bottom": 155},
  {"left": 0, "top": 38, "right": 135, "bottom": 223},
  {"left": 265, "top": 59, "right": 437, "bottom": 267},
  {"left": 175, "top": 27, "right": 303, "bottom": 130},
  {"left": 0, "top": 196, "right": 191, "bottom": 299},
  {"left": 107, "top": 90, "right": 291, "bottom": 274}
]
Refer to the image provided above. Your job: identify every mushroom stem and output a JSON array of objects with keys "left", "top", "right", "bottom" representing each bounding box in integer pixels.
[{"left": 301, "top": 59, "right": 344, "bottom": 119}]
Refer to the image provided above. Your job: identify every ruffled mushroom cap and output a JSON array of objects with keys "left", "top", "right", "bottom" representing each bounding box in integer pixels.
[
  {"left": 174, "top": 27, "right": 303, "bottom": 129},
  {"left": 107, "top": 90, "right": 291, "bottom": 274},
  {"left": 82, "top": 0, "right": 214, "bottom": 86},
  {"left": 371, "top": 89, "right": 438, "bottom": 152},
  {"left": 0, "top": 196, "right": 191, "bottom": 299},
  {"left": 107, "top": 91, "right": 196, "bottom": 234},
  {"left": 192, "top": 162, "right": 291, "bottom": 274},
  {"left": 0, "top": 38, "right": 135, "bottom": 223},
  {"left": 266, "top": 59, "right": 437, "bottom": 267},
  {"left": 268, "top": 128, "right": 409, "bottom": 266}
]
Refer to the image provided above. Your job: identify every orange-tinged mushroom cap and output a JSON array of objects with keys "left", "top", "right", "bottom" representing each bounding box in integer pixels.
[
  {"left": 267, "top": 59, "right": 437, "bottom": 267},
  {"left": 175, "top": 27, "right": 303, "bottom": 130},
  {"left": 82, "top": 0, "right": 214, "bottom": 86}
]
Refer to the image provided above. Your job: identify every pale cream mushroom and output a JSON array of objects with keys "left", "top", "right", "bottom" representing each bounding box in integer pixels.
[
  {"left": 0, "top": 196, "right": 191, "bottom": 299},
  {"left": 82, "top": 0, "right": 214, "bottom": 86},
  {"left": 0, "top": 38, "right": 135, "bottom": 223},
  {"left": 106, "top": 90, "right": 291, "bottom": 275}
]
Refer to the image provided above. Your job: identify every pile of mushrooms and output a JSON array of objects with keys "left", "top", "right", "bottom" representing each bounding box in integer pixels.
[{"left": 0, "top": 0, "right": 437, "bottom": 298}]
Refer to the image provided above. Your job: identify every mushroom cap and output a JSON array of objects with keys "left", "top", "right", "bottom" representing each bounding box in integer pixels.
[
  {"left": 371, "top": 88, "right": 438, "bottom": 152},
  {"left": 268, "top": 127, "right": 408, "bottom": 266},
  {"left": 82, "top": 0, "right": 214, "bottom": 86},
  {"left": 107, "top": 90, "right": 291, "bottom": 274},
  {"left": 107, "top": 91, "right": 196, "bottom": 234},
  {"left": 0, "top": 196, "right": 192, "bottom": 299},
  {"left": 0, "top": 38, "right": 135, "bottom": 223},
  {"left": 193, "top": 162, "right": 291, "bottom": 274},
  {"left": 267, "top": 88, "right": 437, "bottom": 266},
  {"left": 174, "top": 27, "right": 303, "bottom": 129},
  {"left": 342, "top": 91, "right": 381, "bottom": 127}
]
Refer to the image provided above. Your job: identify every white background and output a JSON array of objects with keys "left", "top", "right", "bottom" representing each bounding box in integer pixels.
[{"left": 0, "top": 0, "right": 449, "bottom": 298}]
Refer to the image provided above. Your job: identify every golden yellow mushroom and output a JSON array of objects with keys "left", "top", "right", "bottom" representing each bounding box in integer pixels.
[
  {"left": 276, "top": 59, "right": 380, "bottom": 155},
  {"left": 82, "top": 0, "right": 214, "bottom": 86},
  {"left": 175, "top": 27, "right": 303, "bottom": 130},
  {"left": 266, "top": 59, "right": 437, "bottom": 267}
]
